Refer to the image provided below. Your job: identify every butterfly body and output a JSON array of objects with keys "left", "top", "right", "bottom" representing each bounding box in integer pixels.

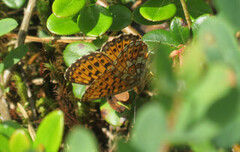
[{"left": 65, "top": 34, "right": 149, "bottom": 102}]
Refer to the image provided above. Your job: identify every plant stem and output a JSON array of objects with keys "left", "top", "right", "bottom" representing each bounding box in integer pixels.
[{"left": 180, "top": 0, "right": 191, "bottom": 29}]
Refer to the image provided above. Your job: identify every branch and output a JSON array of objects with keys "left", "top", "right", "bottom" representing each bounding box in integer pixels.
[{"left": 180, "top": 0, "right": 191, "bottom": 29}]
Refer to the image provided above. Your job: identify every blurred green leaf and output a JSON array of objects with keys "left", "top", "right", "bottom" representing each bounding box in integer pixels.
[
  {"left": 53, "top": 0, "right": 85, "bottom": 17},
  {"left": 63, "top": 41, "right": 97, "bottom": 66},
  {"left": 2, "top": 0, "right": 26, "bottom": 9},
  {"left": 191, "top": 15, "right": 210, "bottom": 37},
  {"left": 198, "top": 17, "right": 240, "bottom": 90},
  {"left": 170, "top": 17, "right": 190, "bottom": 44},
  {"left": 214, "top": 110, "right": 240, "bottom": 147},
  {"left": 64, "top": 126, "right": 98, "bottom": 152},
  {"left": 33, "top": 110, "right": 64, "bottom": 152},
  {"left": 0, "top": 45, "right": 28, "bottom": 73},
  {"left": 214, "top": 0, "right": 240, "bottom": 31},
  {"left": 47, "top": 14, "right": 80, "bottom": 35},
  {"left": 0, "top": 134, "right": 9, "bottom": 152},
  {"left": 178, "top": 42, "right": 206, "bottom": 89},
  {"left": 139, "top": 0, "right": 176, "bottom": 22},
  {"left": 133, "top": 7, "right": 163, "bottom": 25},
  {"left": 78, "top": 5, "right": 112, "bottom": 36},
  {"left": 108, "top": 5, "right": 132, "bottom": 31},
  {"left": 190, "top": 142, "right": 217, "bottom": 152},
  {"left": 0, "top": 18, "right": 18, "bottom": 36},
  {"left": 0, "top": 121, "right": 21, "bottom": 139},
  {"left": 100, "top": 100, "right": 125, "bottom": 126},
  {"left": 9, "top": 129, "right": 32, "bottom": 152},
  {"left": 187, "top": 64, "right": 232, "bottom": 120},
  {"left": 118, "top": 139, "right": 137, "bottom": 152},
  {"left": 131, "top": 102, "right": 167, "bottom": 152}
]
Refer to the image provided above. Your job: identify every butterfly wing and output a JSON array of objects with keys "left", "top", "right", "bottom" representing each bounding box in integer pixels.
[
  {"left": 81, "top": 40, "right": 148, "bottom": 101},
  {"left": 101, "top": 34, "right": 140, "bottom": 61},
  {"left": 65, "top": 52, "right": 113, "bottom": 85}
]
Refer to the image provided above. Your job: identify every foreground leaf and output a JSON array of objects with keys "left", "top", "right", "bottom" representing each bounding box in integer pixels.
[
  {"left": 64, "top": 126, "right": 98, "bottom": 152},
  {"left": 33, "top": 110, "right": 64, "bottom": 152},
  {"left": 0, "top": 18, "right": 18, "bottom": 36}
]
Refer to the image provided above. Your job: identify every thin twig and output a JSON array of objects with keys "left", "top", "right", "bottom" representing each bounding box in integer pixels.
[
  {"left": 7, "top": 33, "right": 96, "bottom": 44},
  {"left": 180, "top": 0, "right": 191, "bottom": 29},
  {"left": 15, "top": 0, "right": 38, "bottom": 121},
  {"left": 17, "top": 103, "right": 36, "bottom": 140}
]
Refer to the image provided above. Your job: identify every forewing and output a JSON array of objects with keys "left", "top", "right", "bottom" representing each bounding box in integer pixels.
[
  {"left": 101, "top": 34, "right": 140, "bottom": 61},
  {"left": 65, "top": 52, "right": 113, "bottom": 85}
]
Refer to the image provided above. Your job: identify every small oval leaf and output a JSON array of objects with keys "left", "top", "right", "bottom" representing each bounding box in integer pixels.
[
  {"left": 133, "top": 6, "right": 163, "bottom": 25},
  {"left": 63, "top": 41, "right": 97, "bottom": 66},
  {"left": 47, "top": 14, "right": 80, "bottom": 35},
  {"left": 108, "top": 5, "right": 132, "bottom": 31},
  {"left": 170, "top": 17, "right": 190, "bottom": 44},
  {"left": 53, "top": 0, "right": 86, "bottom": 17},
  {"left": 0, "top": 45, "right": 28, "bottom": 73},
  {"left": 2, "top": 0, "right": 26, "bottom": 9},
  {"left": 139, "top": 0, "right": 177, "bottom": 21},
  {"left": 100, "top": 100, "right": 126, "bottom": 126},
  {"left": 9, "top": 129, "right": 32, "bottom": 152},
  {"left": 0, "top": 18, "right": 18, "bottom": 36},
  {"left": 78, "top": 5, "right": 112, "bottom": 36}
]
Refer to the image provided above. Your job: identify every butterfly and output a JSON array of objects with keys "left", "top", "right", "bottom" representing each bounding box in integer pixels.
[{"left": 65, "top": 34, "right": 149, "bottom": 102}]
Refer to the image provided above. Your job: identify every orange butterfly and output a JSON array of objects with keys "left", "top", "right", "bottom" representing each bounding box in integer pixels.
[{"left": 65, "top": 34, "right": 148, "bottom": 102}]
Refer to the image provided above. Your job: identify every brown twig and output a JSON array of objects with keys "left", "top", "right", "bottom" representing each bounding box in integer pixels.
[
  {"left": 0, "top": 0, "right": 37, "bottom": 135},
  {"left": 7, "top": 33, "right": 96, "bottom": 44},
  {"left": 17, "top": 103, "right": 36, "bottom": 140},
  {"left": 180, "top": 0, "right": 191, "bottom": 29}
]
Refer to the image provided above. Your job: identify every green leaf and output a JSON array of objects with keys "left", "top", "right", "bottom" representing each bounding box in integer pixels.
[
  {"left": 63, "top": 41, "right": 97, "bottom": 66},
  {"left": 214, "top": 0, "right": 240, "bottom": 31},
  {"left": 198, "top": 17, "right": 240, "bottom": 90},
  {"left": 143, "top": 30, "right": 180, "bottom": 48},
  {"left": 100, "top": 100, "right": 125, "bottom": 126},
  {"left": 0, "top": 45, "right": 28, "bottom": 73},
  {"left": 108, "top": 5, "right": 132, "bottom": 31},
  {"left": 92, "top": 35, "right": 108, "bottom": 48},
  {"left": 72, "top": 83, "right": 86, "bottom": 99},
  {"left": 191, "top": 15, "right": 210, "bottom": 37},
  {"left": 143, "top": 30, "right": 177, "bottom": 95},
  {"left": 33, "top": 110, "right": 64, "bottom": 152},
  {"left": 139, "top": 0, "right": 176, "bottom": 22},
  {"left": 186, "top": 0, "right": 213, "bottom": 19},
  {"left": 131, "top": 102, "right": 167, "bottom": 152},
  {"left": 64, "top": 126, "right": 98, "bottom": 152},
  {"left": 9, "top": 129, "right": 32, "bottom": 152},
  {"left": 170, "top": 17, "right": 190, "bottom": 44},
  {"left": 2, "top": 0, "right": 26, "bottom": 9},
  {"left": 0, "top": 134, "right": 9, "bottom": 152},
  {"left": 214, "top": 112, "right": 240, "bottom": 148},
  {"left": 118, "top": 139, "right": 137, "bottom": 152},
  {"left": 133, "top": 6, "right": 163, "bottom": 25},
  {"left": 78, "top": 5, "right": 112, "bottom": 36},
  {"left": 187, "top": 64, "right": 232, "bottom": 120},
  {"left": 53, "top": 0, "right": 86, "bottom": 17},
  {"left": 0, "top": 121, "right": 22, "bottom": 139},
  {"left": 0, "top": 18, "right": 18, "bottom": 36},
  {"left": 47, "top": 14, "right": 80, "bottom": 35}
]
